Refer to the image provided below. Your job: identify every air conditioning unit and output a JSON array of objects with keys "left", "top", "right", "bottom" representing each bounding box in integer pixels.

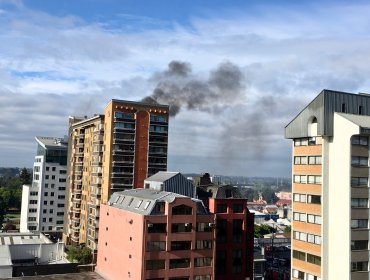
[
  {"left": 208, "top": 223, "right": 216, "bottom": 228},
  {"left": 147, "top": 223, "right": 153, "bottom": 228}
]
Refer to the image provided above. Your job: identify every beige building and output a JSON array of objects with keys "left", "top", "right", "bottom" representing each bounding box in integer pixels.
[
  {"left": 63, "top": 99, "right": 169, "bottom": 253},
  {"left": 286, "top": 90, "right": 370, "bottom": 280}
]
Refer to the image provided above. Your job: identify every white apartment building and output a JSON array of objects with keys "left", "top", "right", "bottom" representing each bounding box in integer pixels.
[
  {"left": 286, "top": 90, "right": 370, "bottom": 280},
  {"left": 20, "top": 136, "right": 68, "bottom": 232}
]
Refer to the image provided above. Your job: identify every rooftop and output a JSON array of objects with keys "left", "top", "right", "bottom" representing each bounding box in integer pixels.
[
  {"left": 145, "top": 171, "right": 180, "bottom": 183},
  {"left": 0, "top": 232, "right": 53, "bottom": 245},
  {"left": 35, "top": 136, "right": 68, "bottom": 149},
  {"left": 108, "top": 189, "right": 207, "bottom": 215},
  {"left": 205, "top": 185, "right": 245, "bottom": 199}
]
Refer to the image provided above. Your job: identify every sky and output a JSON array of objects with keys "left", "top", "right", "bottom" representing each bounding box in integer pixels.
[{"left": 1, "top": 0, "right": 370, "bottom": 177}]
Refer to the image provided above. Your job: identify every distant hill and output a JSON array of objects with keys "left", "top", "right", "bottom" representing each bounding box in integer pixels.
[{"left": 0, "top": 167, "right": 22, "bottom": 178}]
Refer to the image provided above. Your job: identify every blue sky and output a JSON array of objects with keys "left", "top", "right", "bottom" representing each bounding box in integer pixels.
[{"left": 1, "top": 0, "right": 370, "bottom": 177}]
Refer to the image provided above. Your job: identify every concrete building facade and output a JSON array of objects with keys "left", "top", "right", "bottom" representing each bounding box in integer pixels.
[
  {"left": 20, "top": 136, "right": 68, "bottom": 232},
  {"left": 286, "top": 89, "right": 370, "bottom": 280},
  {"left": 96, "top": 189, "right": 215, "bottom": 280},
  {"left": 63, "top": 100, "right": 169, "bottom": 253}
]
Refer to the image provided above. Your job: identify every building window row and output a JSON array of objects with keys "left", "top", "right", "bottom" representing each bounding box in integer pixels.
[
  {"left": 146, "top": 258, "right": 212, "bottom": 270},
  {"left": 293, "top": 250, "right": 321, "bottom": 266},
  {"left": 351, "top": 219, "right": 368, "bottom": 229},
  {"left": 352, "top": 136, "right": 368, "bottom": 146},
  {"left": 351, "top": 177, "right": 368, "bottom": 187},
  {"left": 351, "top": 198, "right": 368, "bottom": 208},
  {"left": 351, "top": 156, "right": 368, "bottom": 167},
  {"left": 293, "top": 212, "right": 322, "bottom": 224},
  {"left": 351, "top": 261, "right": 369, "bottom": 272},
  {"left": 294, "top": 156, "right": 322, "bottom": 165},
  {"left": 293, "top": 231, "right": 321, "bottom": 245},
  {"left": 293, "top": 193, "right": 321, "bottom": 205},
  {"left": 351, "top": 240, "right": 368, "bottom": 251},
  {"left": 216, "top": 203, "right": 244, "bottom": 213},
  {"left": 294, "top": 137, "right": 319, "bottom": 146},
  {"left": 294, "top": 175, "right": 322, "bottom": 184}
]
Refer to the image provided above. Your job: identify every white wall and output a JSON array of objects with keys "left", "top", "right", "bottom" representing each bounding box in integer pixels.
[
  {"left": 20, "top": 185, "right": 30, "bottom": 232},
  {"left": 324, "top": 113, "right": 360, "bottom": 280}
]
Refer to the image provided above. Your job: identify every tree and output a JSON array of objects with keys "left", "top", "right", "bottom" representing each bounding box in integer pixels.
[
  {"left": 67, "top": 246, "right": 93, "bottom": 264},
  {"left": 284, "top": 225, "right": 291, "bottom": 233},
  {"left": 254, "top": 224, "right": 276, "bottom": 238},
  {"left": 0, "top": 188, "right": 11, "bottom": 227},
  {"left": 20, "top": 167, "right": 32, "bottom": 185}
]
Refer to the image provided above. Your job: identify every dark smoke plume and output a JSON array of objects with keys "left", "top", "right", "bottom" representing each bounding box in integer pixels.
[{"left": 142, "top": 61, "right": 246, "bottom": 116}]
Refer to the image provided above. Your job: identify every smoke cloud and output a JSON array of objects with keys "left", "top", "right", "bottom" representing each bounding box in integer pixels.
[{"left": 143, "top": 61, "right": 246, "bottom": 116}]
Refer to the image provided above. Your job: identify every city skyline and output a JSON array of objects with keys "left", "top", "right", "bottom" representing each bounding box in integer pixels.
[{"left": 1, "top": 0, "right": 370, "bottom": 177}]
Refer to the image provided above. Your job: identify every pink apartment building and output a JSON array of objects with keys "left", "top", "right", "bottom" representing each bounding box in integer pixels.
[{"left": 96, "top": 189, "right": 215, "bottom": 280}]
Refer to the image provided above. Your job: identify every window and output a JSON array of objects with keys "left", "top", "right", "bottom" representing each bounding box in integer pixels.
[
  {"left": 29, "top": 208, "right": 37, "bottom": 213},
  {"left": 42, "top": 218, "right": 46, "bottom": 222},
  {"left": 172, "top": 223, "right": 192, "bottom": 233},
  {"left": 294, "top": 138, "right": 308, "bottom": 146},
  {"left": 351, "top": 156, "right": 368, "bottom": 167},
  {"left": 46, "top": 167, "right": 49, "bottom": 171},
  {"left": 57, "top": 203, "right": 64, "bottom": 207},
  {"left": 194, "top": 257, "right": 212, "bottom": 267},
  {"left": 30, "top": 191, "right": 38, "bottom": 196},
  {"left": 342, "top": 103, "right": 346, "bottom": 113},
  {"left": 30, "top": 200, "right": 37, "bottom": 204},
  {"left": 359, "top": 106, "right": 364, "bottom": 115},
  {"left": 293, "top": 231, "right": 306, "bottom": 242},
  {"left": 216, "top": 219, "right": 227, "bottom": 243},
  {"left": 196, "top": 240, "right": 212, "bottom": 249},
  {"left": 51, "top": 192, "right": 55, "bottom": 197},
  {"left": 59, "top": 187, "right": 66, "bottom": 191},
  {"left": 293, "top": 212, "right": 307, "bottom": 222},
  {"left": 146, "top": 241, "right": 166, "bottom": 252},
  {"left": 307, "top": 214, "right": 322, "bottom": 224},
  {"left": 150, "top": 114, "right": 167, "bottom": 123},
  {"left": 45, "top": 175, "right": 49, "bottom": 179},
  {"left": 197, "top": 223, "right": 213, "bottom": 232},
  {"left": 293, "top": 250, "right": 306, "bottom": 261},
  {"left": 294, "top": 175, "right": 306, "bottom": 184},
  {"left": 194, "top": 276, "right": 211, "bottom": 280},
  {"left": 58, "top": 195, "right": 65, "bottom": 199},
  {"left": 307, "top": 234, "right": 321, "bottom": 245},
  {"left": 351, "top": 240, "right": 368, "bottom": 251},
  {"left": 60, "top": 170, "right": 67, "bottom": 174},
  {"left": 352, "top": 261, "right": 368, "bottom": 272},
  {"left": 49, "top": 218, "right": 53, "bottom": 222},
  {"left": 52, "top": 175, "right": 55, "bottom": 180},
  {"left": 135, "top": 200, "right": 143, "bottom": 208},
  {"left": 351, "top": 198, "right": 368, "bottom": 208},
  {"left": 43, "top": 209, "right": 47, "bottom": 214},
  {"left": 351, "top": 219, "right": 368, "bottom": 229},
  {"left": 308, "top": 137, "right": 317, "bottom": 145},
  {"left": 172, "top": 205, "right": 192, "bottom": 215},
  {"left": 171, "top": 241, "right": 191, "bottom": 250},
  {"left": 146, "top": 260, "right": 165, "bottom": 270},
  {"left": 52, "top": 167, "right": 56, "bottom": 171},
  {"left": 308, "top": 156, "right": 322, "bottom": 165},
  {"left": 233, "top": 219, "right": 243, "bottom": 243},
  {"left": 44, "top": 192, "right": 48, "bottom": 196},
  {"left": 308, "top": 175, "right": 322, "bottom": 184},
  {"left": 150, "top": 125, "right": 168, "bottom": 133},
  {"left": 351, "top": 177, "right": 368, "bottom": 187},
  {"left": 28, "top": 217, "right": 36, "bottom": 221},
  {"left": 43, "top": 201, "right": 48, "bottom": 205},
  {"left": 352, "top": 136, "right": 368, "bottom": 146},
  {"left": 307, "top": 195, "right": 321, "bottom": 204},
  {"left": 233, "top": 204, "right": 244, "bottom": 213},
  {"left": 147, "top": 223, "right": 166, "bottom": 233},
  {"left": 217, "top": 204, "right": 227, "bottom": 213},
  {"left": 293, "top": 193, "right": 306, "bottom": 202},
  {"left": 292, "top": 269, "right": 305, "bottom": 280},
  {"left": 294, "top": 156, "right": 307, "bottom": 165},
  {"left": 49, "top": 209, "right": 53, "bottom": 213},
  {"left": 114, "top": 111, "right": 134, "bottom": 119},
  {"left": 169, "top": 258, "right": 190, "bottom": 269},
  {"left": 232, "top": 250, "right": 242, "bottom": 273}
]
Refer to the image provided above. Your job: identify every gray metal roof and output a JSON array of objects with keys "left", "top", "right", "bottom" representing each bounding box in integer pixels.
[
  {"left": 285, "top": 89, "right": 370, "bottom": 139},
  {"left": 336, "top": 113, "right": 370, "bottom": 128},
  {"left": 35, "top": 136, "right": 68, "bottom": 149},
  {"left": 145, "top": 171, "right": 180, "bottom": 183},
  {"left": 108, "top": 189, "right": 205, "bottom": 215}
]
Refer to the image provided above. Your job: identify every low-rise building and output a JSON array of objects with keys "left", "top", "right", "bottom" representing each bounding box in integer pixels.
[
  {"left": 0, "top": 232, "right": 66, "bottom": 278},
  {"left": 96, "top": 189, "right": 215, "bottom": 280}
]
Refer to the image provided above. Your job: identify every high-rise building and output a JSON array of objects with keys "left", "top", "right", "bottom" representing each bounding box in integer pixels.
[
  {"left": 20, "top": 136, "right": 68, "bottom": 232},
  {"left": 63, "top": 99, "right": 169, "bottom": 253},
  {"left": 286, "top": 89, "right": 370, "bottom": 280},
  {"left": 96, "top": 189, "right": 215, "bottom": 280}
]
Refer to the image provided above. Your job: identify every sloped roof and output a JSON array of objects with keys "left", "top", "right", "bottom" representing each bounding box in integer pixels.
[
  {"left": 205, "top": 185, "right": 244, "bottom": 199},
  {"left": 108, "top": 189, "right": 205, "bottom": 216},
  {"left": 336, "top": 112, "right": 370, "bottom": 128},
  {"left": 145, "top": 171, "right": 180, "bottom": 183},
  {"left": 35, "top": 136, "right": 68, "bottom": 149}
]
